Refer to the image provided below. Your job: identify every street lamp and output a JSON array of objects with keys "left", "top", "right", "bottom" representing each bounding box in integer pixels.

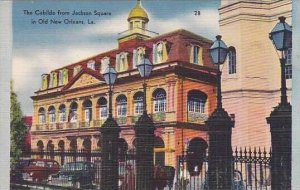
[
  {"left": 100, "top": 64, "right": 120, "bottom": 190},
  {"left": 209, "top": 35, "right": 228, "bottom": 110},
  {"left": 206, "top": 35, "right": 234, "bottom": 190},
  {"left": 103, "top": 66, "right": 117, "bottom": 118},
  {"left": 136, "top": 57, "right": 153, "bottom": 114},
  {"left": 267, "top": 16, "right": 292, "bottom": 190},
  {"left": 134, "top": 57, "right": 155, "bottom": 190}
]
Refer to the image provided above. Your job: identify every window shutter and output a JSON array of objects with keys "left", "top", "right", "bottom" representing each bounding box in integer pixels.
[
  {"left": 116, "top": 54, "right": 120, "bottom": 72},
  {"left": 53, "top": 73, "right": 57, "bottom": 87},
  {"left": 42, "top": 75, "right": 48, "bottom": 90},
  {"left": 198, "top": 47, "right": 203, "bottom": 65},
  {"left": 124, "top": 52, "right": 128, "bottom": 70},
  {"left": 162, "top": 42, "right": 168, "bottom": 62},
  {"left": 63, "top": 69, "right": 68, "bottom": 85},
  {"left": 58, "top": 70, "right": 63, "bottom": 86},
  {"left": 153, "top": 44, "right": 157, "bottom": 64},
  {"left": 190, "top": 45, "right": 194, "bottom": 63},
  {"left": 133, "top": 49, "right": 137, "bottom": 68}
]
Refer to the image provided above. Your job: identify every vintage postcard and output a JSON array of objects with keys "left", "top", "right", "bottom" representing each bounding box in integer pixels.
[{"left": 5, "top": 0, "right": 296, "bottom": 189}]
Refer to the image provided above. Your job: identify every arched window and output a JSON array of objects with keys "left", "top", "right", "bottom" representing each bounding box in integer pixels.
[
  {"left": 38, "top": 108, "right": 46, "bottom": 124},
  {"left": 134, "top": 92, "right": 144, "bottom": 115},
  {"left": 59, "top": 104, "right": 66, "bottom": 123},
  {"left": 83, "top": 100, "right": 92, "bottom": 122},
  {"left": 69, "top": 102, "right": 78, "bottom": 123},
  {"left": 98, "top": 97, "right": 108, "bottom": 119},
  {"left": 48, "top": 106, "right": 56, "bottom": 123},
  {"left": 228, "top": 47, "right": 236, "bottom": 74},
  {"left": 188, "top": 90, "right": 207, "bottom": 114},
  {"left": 37, "top": 140, "right": 44, "bottom": 152},
  {"left": 117, "top": 95, "right": 127, "bottom": 117},
  {"left": 186, "top": 138, "right": 208, "bottom": 176},
  {"left": 285, "top": 48, "right": 292, "bottom": 79},
  {"left": 153, "top": 89, "right": 166, "bottom": 113},
  {"left": 154, "top": 137, "right": 165, "bottom": 166}
]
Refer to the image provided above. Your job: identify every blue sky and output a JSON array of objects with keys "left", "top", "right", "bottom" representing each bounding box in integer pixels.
[{"left": 12, "top": 0, "right": 220, "bottom": 115}]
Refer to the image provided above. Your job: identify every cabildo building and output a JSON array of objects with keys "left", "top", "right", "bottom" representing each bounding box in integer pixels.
[
  {"left": 30, "top": 0, "right": 292, "bottom": 167},
  {"left": 31, "top": 0, "right": 219, "bottom": 167}
]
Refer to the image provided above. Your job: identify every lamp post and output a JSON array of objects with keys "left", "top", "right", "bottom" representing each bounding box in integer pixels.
[
  {"left": 267, "top": 16, "right": 292, "bottom": 190},
  {"left": 206, "top": 35, "right": 234, "bottom": 190},
  {"left": 100, "top": 65, "right": 120, "bottom": 190},
  {"left": 134, "top": 57, "right": 155, "bottom": 190}
]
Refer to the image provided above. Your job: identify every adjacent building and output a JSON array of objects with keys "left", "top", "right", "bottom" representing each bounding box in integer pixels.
[
  {"left": 219, "top": 0, "right": 292, "bottom": 148},
  {"left": 31, "top": 0, "right": 219, "bottom": 167}
]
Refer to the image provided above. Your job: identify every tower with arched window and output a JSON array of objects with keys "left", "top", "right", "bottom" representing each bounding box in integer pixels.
[{"left": 219, "top": 0, "right": 292, "bottom": 148}]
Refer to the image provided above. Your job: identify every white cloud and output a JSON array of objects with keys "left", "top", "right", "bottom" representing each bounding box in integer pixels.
[
  {"left": 81, "top": 14, "right": 128, "bottom": 37},
  {"left": 149, "top": 10, "right": 219, "bottom": 39}
]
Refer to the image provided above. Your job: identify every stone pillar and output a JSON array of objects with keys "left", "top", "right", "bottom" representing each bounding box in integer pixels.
[
  {"left": 134, "top": 113, "right": 155, "bottom": 190},
  {"left": 100, "top": 118, "right": 120, "bottom": 190},
  {"left": 266, "top": 102, "right": 291, "bottom": 190},
  {"left": 77, "top": 98, "right": 83, "bottom": 126},
  {"left": 206, "top": 107, "right": 234, "bottom": 190},
  {"left": 91, "top": 96, "right": 98, "bottom": 127}
]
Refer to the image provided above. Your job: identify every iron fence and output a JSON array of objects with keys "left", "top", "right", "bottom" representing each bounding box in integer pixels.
[
  {"left": 11, "top": 147, "right": 270, "bottom": 190},
  {"left": 176, "top": 147, "right": 271, "bottom": 190}
]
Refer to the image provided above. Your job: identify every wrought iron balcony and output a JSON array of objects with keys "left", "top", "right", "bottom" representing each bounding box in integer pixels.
[
  {"left": 117, "top": 117, "right": 127, "bottom": 125},
  {"left": 188, "top": 111, "right": 208, "bottom": 124},
  {"left": 93, "top": 119, "right": 105, "bottom": 127},
  {"left": 80, "top": 122, "right": 92, "bottom": 128},
  {"left": 35, "top": 124, "right": 45, "bottom": 131},
  {"left": 131, "top": 115, "right": 141, "bottom": 123},
  {"left": 151, "top": 112, "right": 166, "bottom": 122},
  {"left": 69, "top": 122, "right": 78, "bottom": 129},
  {"left": 56, "top": 123, "right": 66, "bottom": 130}
]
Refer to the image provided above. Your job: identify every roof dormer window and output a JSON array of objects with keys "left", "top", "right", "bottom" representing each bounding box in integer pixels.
[
  {"left": 49, "top": 72, "right": 58, "bottom": 88},
  {"left": 116, "top": 52, "right": 128, "bottom": 72},
  {"left": 87, "top": 60, "right": 96, "bottom": 70},
  {"left": 133, "top": 47, "right": 146, "bottom": 68},
  {"left": 73, "top": 65, "right": 82, "bottom": 76},
  {"left": 41, "top": 74, "right": 48, "bottom": 90},
  {"left": 101, "top": 57, "right": 110, "bottom": 74},
  {"left": 153, "top": 41, "right": 168, "bottom": 64},
  {"left": 190, "top": 45, "right": 203, "bottom": 65}
]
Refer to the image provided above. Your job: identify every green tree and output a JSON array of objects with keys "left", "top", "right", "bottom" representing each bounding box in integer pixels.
[{"left": 10, "top": 81, "right": 28, "bottom": 167}]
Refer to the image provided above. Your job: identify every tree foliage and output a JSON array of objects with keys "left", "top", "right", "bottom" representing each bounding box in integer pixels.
[{"left": 10, "top": 81, "right": 28, "bottom": 167}]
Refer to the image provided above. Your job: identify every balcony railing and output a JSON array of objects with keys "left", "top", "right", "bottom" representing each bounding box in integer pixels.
[
  {"left": 33, "top": 112, "right": 178, "bottom": 132},
  {"left": 117, "top": 117, "right": 127, "bottom": 125},
  {"left": 35, "top": 124, "right": 44, "bottom": 131},
  {"left": 69, "top": 122, "right": 78, "bottom": 129},
  {"left": 131, "top": 115, "right": 141, "bottom": 124},
  {"left": 151, "top": 112, "right": 166, "bottom": 122},
  {"left": 93, "top": 119, "right": 105, "bottom": 127},
  {"left": 80, "top": 122, "right": 92, "bottom": 128},
  {"left": 188, "top": 112, "right": 208, "bottom": 124},
  {"left": 56, "top": 123, "right": 66, "bottom": 130}
]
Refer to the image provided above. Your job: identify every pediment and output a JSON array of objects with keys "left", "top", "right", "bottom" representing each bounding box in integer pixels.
[{"left": 68, "top": 73, "right": 103, "bottom": 90}]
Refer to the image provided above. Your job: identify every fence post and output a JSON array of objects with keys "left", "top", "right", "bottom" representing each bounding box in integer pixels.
[
  {"left": 266, "top": 103, "right": 291, "bottom": 190},
  {"left": 205, "top": 107, "right": 234, "bottom": 190}
]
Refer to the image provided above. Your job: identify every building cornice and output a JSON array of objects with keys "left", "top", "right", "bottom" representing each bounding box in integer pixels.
[
  {"left": 31, "top": 61, "right": 218, "bottom": 101},
  {"left": 219, "top": 0, "right": 292, "bottom": 26},
  {"left": 31, "top": 121, "right": 207, "bottom": 136}
]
